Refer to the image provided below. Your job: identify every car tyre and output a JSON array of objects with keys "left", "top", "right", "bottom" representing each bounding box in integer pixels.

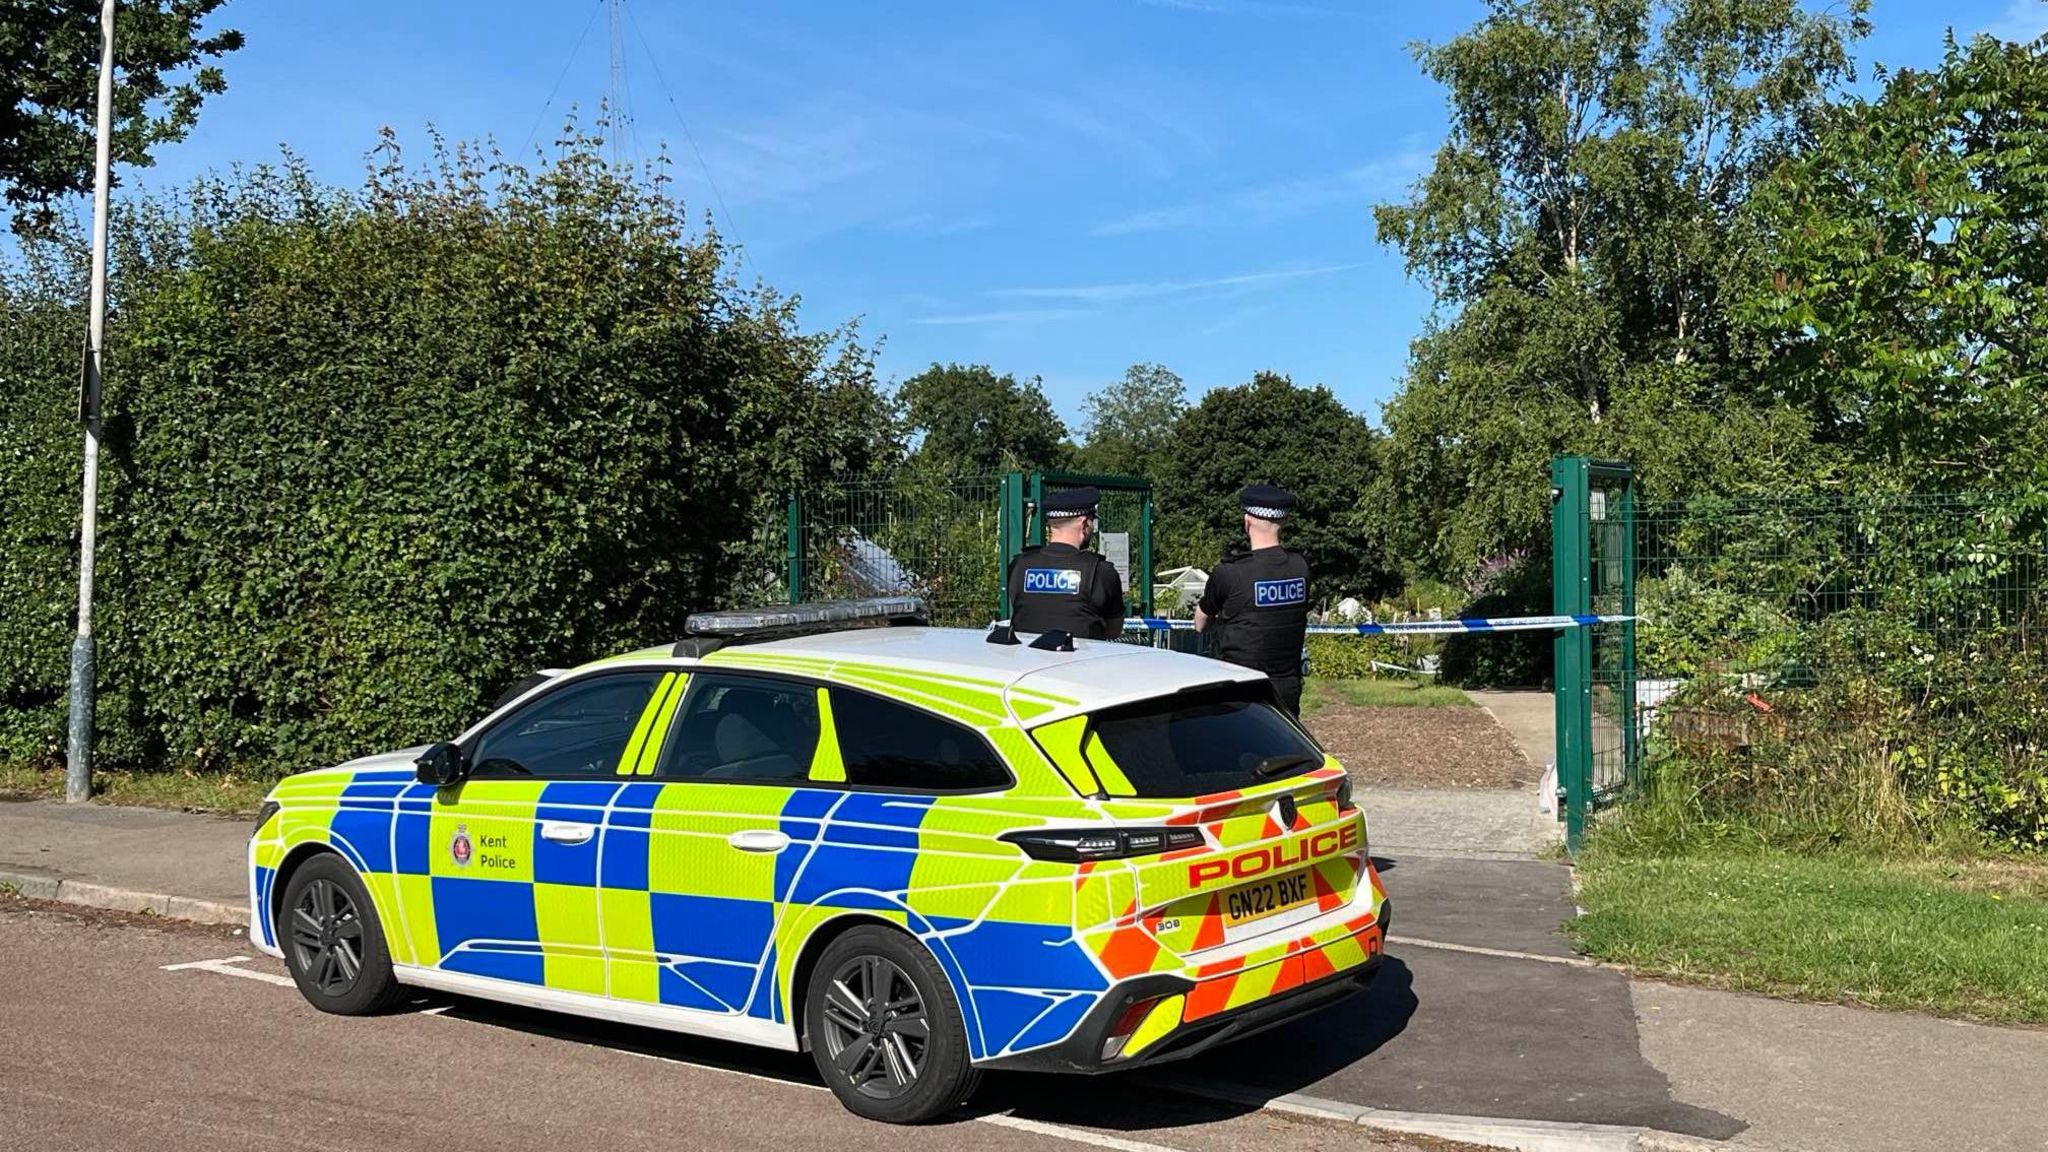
[
  {"left": 805, "top": 925, "right": 981, "bottom": 1123},
  {"left": 279, "top": 853, "right": 406, "bottom": 1015}
]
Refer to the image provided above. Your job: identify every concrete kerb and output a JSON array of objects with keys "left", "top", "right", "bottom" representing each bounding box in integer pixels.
[
  {"left": 1152, "top": 1074, "right": 1762, "bottom": 1152},
  {"left": 0, "top": 868, "right": 246, "bottom": 927}
]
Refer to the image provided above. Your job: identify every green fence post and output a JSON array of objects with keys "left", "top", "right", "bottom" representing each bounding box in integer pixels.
[
  {"left": 1027, "top": 472, "right": 1047, "bottom": 547},
  {"left": 1618, "top": 473, "right": 1639, "bottom": 793},
  {"left": 785, "top": 494, "right": 804, "bottom": 605},
  {"left": 1551, "top": 457, "right": 1593, "bottom": 853},
  {"left": 998, "top": 472, "right": 1024, "bottom": 618},
  {"left": 1138, "top": 489, "right": 1155, "bottom": 618}
]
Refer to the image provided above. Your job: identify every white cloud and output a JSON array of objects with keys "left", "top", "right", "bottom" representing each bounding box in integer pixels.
[
  {"left": 989, "top": 263, "right": 1359, "bottom": 304},
  {"left": 1090, "top": 147, "right": 1431, "bottom": 237},
  {"left": 1987, "top": 0, "right": 2048, "bottom": 42},
  {"left": 913, "top": 308, "right": 1089, "bottom": 327}
]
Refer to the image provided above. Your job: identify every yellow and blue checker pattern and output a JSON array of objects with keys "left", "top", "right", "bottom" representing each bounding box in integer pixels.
[
  {"left": 253, "top": 769, "right": 1115, "bottom": 1059},
  {"left": 250, "top": 652, "right": 1381, "bottom": 1065}
]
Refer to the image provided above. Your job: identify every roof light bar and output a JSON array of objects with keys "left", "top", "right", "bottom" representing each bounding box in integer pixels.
[{"left": 682, "top": 597, "right": 929, "bottom": 638}]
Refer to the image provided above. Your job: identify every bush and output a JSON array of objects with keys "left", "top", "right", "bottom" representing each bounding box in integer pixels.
[
  {"left": 0, "top": 133, "right": 893, "bottom": 776},
  {"left": 1305, "top": 633, "right": 1403, "bottom": 679},
  {"left": 1636, "top": 566, "right": 1799, "bottom": 680},
  {"left": 1439, "top": 552, "right": 1552, "bottom": 687},
  {"left": 1624, "top": 611, "right": 2048, "bottom": 853}
]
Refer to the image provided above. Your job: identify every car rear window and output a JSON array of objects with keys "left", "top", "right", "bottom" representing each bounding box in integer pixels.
[{"left": 1083, "top": 681, "right": 1323, "bottom": 798}]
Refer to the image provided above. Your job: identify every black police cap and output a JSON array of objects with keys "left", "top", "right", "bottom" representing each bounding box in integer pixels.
[
  {"left": 1240, "top": 484, "right": 1296, "bottom": 521},
  {"left": 1041, "top": 487, "right": 1100, "bottom": 519}
]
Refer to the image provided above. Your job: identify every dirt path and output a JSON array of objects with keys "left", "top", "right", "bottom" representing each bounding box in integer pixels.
[{"left": 1307, "top": 704, "right": 1538, "bottom": 789}]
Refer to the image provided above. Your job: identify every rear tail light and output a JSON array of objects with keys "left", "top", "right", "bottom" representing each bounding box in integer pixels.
[{"left": 1001, "top": 827, "right": 1206, "bottom": 863}]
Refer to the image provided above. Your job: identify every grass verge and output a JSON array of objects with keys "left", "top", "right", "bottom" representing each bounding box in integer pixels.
[
  {"left": 1302, "top": 677, "right": 1473, "bottom": 715},
  {"left": 0, "top": 761, "right": 271, "bottom": 816},
  {"left": 1569, "top": 844, "right": 2048, "bottom": 1024}
]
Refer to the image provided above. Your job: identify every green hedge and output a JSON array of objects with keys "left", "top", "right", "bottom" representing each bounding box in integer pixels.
[{"left": 0, "top": 138, "right": 894, "bottom": 777}]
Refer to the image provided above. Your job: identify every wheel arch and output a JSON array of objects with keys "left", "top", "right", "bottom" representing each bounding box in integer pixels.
[
  {"left": 269, "top": 841, "right": 348, "bottom": 933},
  {"left": 784, "top": 912, "right": 977, "bottom": 1056}
]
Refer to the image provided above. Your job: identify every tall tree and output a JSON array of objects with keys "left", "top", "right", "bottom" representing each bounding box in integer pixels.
[
  {"left": 897, "top": 362, "right": 1069, "bottom": 475},
  {"left": 1155, "top": 372, "right": 1389, "bottom": 600},
  {"left": 1744, "top": 32, "right": 2048, "bottom": 507},
  {"left": 1076, "top": 362, "right": 1186, "bottom": 479},
  {"left": 1, "top": 0, "right": 245, "bottom": 234},
  {"left": 1371, "top": 0, "right": 1866, "bottom": 579}
]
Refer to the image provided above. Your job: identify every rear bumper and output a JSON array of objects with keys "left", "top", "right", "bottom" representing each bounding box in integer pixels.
[{"left": 983, "top": 902, "right": 1388, "bottom": 1074}]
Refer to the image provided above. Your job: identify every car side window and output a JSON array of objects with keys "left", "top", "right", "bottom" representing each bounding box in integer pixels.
[
  {"left": 828, "top": 687, "right": 1010, "bottom": 793},
  {"left": 655, "top": 674, "right": 821, "bottom": 782},
  {"left": 469, "top": 671, "right": 665, "bottom": 778}
]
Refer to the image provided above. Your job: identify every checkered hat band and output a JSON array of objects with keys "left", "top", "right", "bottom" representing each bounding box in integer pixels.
[
  {"left": 1045, "top": 508, "right": 1093, "bottom": 519},
  {"left": 1245, "top": 505, "right": 1289, "bottom": 519}
]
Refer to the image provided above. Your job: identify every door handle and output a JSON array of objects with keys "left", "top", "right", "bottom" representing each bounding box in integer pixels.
[
  {"left": 728, "top": 829, "right": 790, "bottom": 854},
  {"left": 540, "top": 820, "right": 596, "bottom": 845}
]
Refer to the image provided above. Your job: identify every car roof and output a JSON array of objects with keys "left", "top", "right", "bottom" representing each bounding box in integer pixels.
[{"left": 696, "top": 626, "right": 1266, "bottom": 725}]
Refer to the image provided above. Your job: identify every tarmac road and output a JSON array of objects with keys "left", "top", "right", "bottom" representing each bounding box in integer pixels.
[{"left": 0, "top": 897, "right": 1423, "bottom": 1152}]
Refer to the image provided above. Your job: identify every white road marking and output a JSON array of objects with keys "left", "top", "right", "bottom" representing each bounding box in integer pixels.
[
  {"left": 973, "top": 1113, "right": 1194, "bottom": 1152},
  {"left": 159, "top": 955, "right": 299, "bottom": 987},
  {"left": 1387, "top": 934, "right": 1600, "bottom": 968}
]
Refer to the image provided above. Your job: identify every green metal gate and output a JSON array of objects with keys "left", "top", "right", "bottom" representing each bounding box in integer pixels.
[
  {"left": 997, "top": 471, "right": 1154, "bottom": 620},
  {"left": 1552, "top": 456, "right": 1639, "bottom": 852}
]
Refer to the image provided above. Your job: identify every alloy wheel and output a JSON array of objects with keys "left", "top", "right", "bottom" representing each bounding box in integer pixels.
[
  {"left": 819, "top": 955, "right": 930, "bottom": 1099},
  {"left": 289, "top": 877, "right": 365, "bottom": 996}
]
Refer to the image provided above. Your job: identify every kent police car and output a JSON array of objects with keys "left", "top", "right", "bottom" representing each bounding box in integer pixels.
[{"left": 248, "top": 599, "right": 1387, "bottom": 1123}]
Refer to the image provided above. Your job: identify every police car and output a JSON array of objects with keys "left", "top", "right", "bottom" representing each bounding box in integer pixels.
[{"left": 248, "top": 599, "right": 1387, "bottom": 1123}]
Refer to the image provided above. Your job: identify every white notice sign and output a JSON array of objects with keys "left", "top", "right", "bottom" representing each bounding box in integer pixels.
[{"left": 1099, "top": 531, "right": 1131, "bottom": 581}]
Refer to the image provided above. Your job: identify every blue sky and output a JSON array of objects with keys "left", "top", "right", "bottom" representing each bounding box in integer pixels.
[{"left": 81, "top": 0, "right": 2048, "bottom": 423}]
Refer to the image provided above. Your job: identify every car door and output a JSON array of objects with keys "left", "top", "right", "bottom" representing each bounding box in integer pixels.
[
  {"left": 394, "top": 669, "right": 668, "bottom": 993},
  {"left": 597, "top": 672, "right": 826, "bottom": 1017}
]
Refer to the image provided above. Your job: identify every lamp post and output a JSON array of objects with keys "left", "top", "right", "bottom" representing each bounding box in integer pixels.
[{"left": 66, "top": 0, "right": 117, "bottom": 804}]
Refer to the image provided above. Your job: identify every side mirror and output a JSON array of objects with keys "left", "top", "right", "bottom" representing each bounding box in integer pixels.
[{"left": 414, "top": 741, "right": 467, "bottom": 788}]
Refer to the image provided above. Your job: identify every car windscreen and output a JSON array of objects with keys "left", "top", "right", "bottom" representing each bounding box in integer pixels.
[{"left": 1083, "top": 681, "right": 1323, "bottom": 798}]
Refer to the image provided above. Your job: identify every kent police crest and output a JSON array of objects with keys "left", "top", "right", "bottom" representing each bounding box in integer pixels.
[{"left": 450, "top": 823, "right": 473, "bottom": 867}]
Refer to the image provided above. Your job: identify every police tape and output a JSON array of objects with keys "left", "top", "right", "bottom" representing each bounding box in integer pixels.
[{"left": 1120, "top": 613, "right": 1636, "bottom": 636}]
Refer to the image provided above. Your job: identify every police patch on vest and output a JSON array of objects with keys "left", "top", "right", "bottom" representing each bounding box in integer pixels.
[
  {"left": 1254, "top": 577, "right": 1307, "bottom": 607},
  {"left": 1024, "top": 568, "right": 1082, "bottom": 595}
]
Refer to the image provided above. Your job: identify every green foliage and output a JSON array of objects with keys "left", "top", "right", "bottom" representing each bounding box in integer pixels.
[
  {"left": 0, "top": 242, "right": 84, "bottom": 761},
  {"left": 0, "top": 133, "right": 893, "bottom": 775},
  {"left": 1438, "top": 551, "right": 1554, "bottom": 687},
  {"left": 1304, "top": 634, "right": 1403, "bottom": 679},
  {"left": 897, "top": 363, "right": 1069, "bottom": 475},
  {"left": 1744, "top": 32, "right": 2048, "bottom": 515},
  {"left": 1636, "top": 566, "right": 1798, "bottom": 679},
  {"left": 1155, "top": 371, "right": 1390, "bottom": 600},
  {"left": 1075, "top": 362, "right": 1185, "bottom": 479},
  {"left": 1627, "top": 609, "right": 2046, "bottom": 854},
  {"left": 1369, "top": 0, "right": 1868, "bottom": 580},
  {"left": 0, "top": 0, "right": 245, "bottom": 234}
]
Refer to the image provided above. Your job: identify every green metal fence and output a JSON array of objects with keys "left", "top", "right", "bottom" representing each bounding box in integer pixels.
[
  {"left": 786, "top": 470, "right": 1154, "bottom": 630},
  {"left": 787, "top": 474, "right": 1006, "bottom": 626},
  {"left": 1556, "top": 453, "right": 2047, "bottom": 851}
]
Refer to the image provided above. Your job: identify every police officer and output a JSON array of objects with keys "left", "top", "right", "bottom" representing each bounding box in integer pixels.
[
  {"left": 1194, "top": 484, "right": 1312, "bottom": 716},
  {"left": 1004, "top": 487, "right": 1127, "bottom": 641}
]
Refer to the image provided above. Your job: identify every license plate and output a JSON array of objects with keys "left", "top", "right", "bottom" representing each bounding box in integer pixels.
[{"left": 1221, "top": 871, "right": 1314, "bottom": 928}]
